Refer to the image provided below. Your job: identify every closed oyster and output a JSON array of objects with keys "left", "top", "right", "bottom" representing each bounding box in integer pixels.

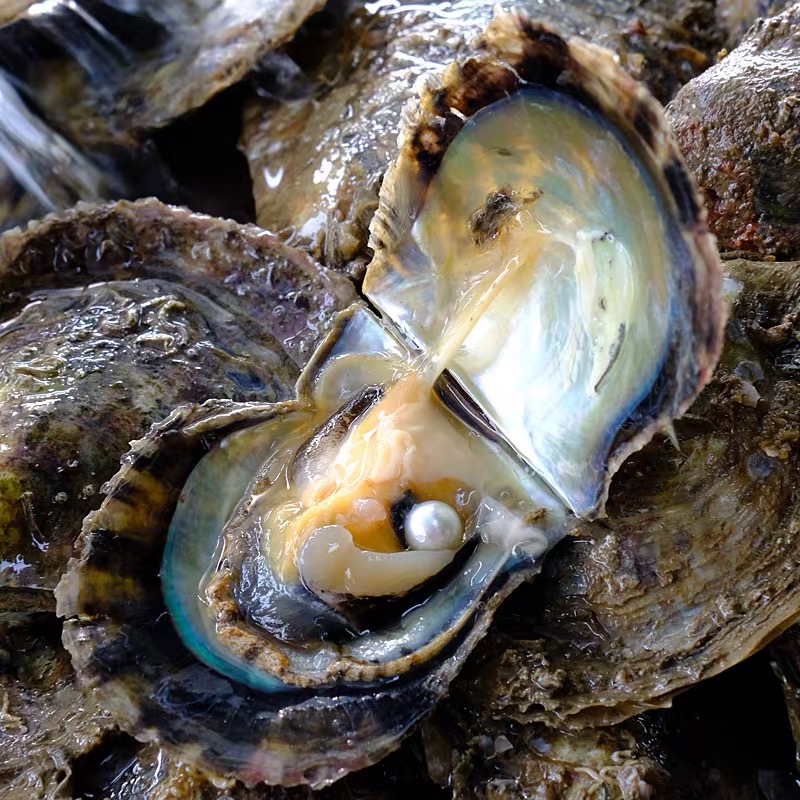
[
  {"left": 667, "top": 4, "right": 800, "bottom": 258},
  {"left": 0, "top": 0, "right": 325, "bottom": 148},
  {"left": 242, "top": 0, "right": 720, "bottom": 273},
  {"left": 0, "top": 198, "right": 355, "bottom": 604},
  {"left": 56, "top": 12, "right": 722, "bottom": 788}
]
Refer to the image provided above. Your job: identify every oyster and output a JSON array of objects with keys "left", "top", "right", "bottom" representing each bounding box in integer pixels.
[
  {"left": 0, "top": 0, "right": 326, "bottom": 149},
  {"left": 667, "top": 4, "right": 800, "bottom": 258},
  {"left": 242, "top": 0, "right": 721, "bottom": 273},
  {"left": 0, "top": 613, "right": 115, "bottom": 799},
  {"left": 56, "top": 12, "right": 722, "bottom": 788},
  {"left": 715, "top": 0, "right": 796, "bottom": 48},
  {"left": 0, "top": 198, "right": 355, "bottom": 604}
]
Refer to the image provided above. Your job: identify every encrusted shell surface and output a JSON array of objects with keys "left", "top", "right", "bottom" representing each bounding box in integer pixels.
[{"left": 667, "top": 4, "right": 800, "bottom": 259}]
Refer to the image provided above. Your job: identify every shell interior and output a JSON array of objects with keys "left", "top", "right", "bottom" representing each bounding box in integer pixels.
[{"left": 364, "top": 86, "right": 697, "bottom": 518}]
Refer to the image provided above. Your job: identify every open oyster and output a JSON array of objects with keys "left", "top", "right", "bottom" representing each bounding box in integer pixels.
[{"left": 56, "top": 12, "right": 723, "bottom": 788}]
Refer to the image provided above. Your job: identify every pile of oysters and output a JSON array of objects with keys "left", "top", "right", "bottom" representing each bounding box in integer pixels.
[{"left": 3, "top": 1, "right": 800, "bottom": 798}]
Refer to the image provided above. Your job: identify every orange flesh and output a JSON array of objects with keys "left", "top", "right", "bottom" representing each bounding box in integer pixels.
[{"left": 269, "top": 374, "right": 480, "bottom": 579}]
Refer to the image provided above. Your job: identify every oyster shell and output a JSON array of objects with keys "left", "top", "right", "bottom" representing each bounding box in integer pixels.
[
  {"left": 56, "top": 12, "right": 722, "bottom": 788},
  {"left": 667, "top": 4, "right": 800, "bottom": 258},
  {"left": 0, "top": 0, "right": 326, "bottom": 148},
  {"left": 0, "top": 198, "right": 355, "bottom": 602},
  {"left": 242, "top": 0, "right": 720, "bottom": 273},
  {"left": 0, "top": 613, "right": 115, "bottom": 800},
  {"left": 465, "top": 257, "right": 800, "bottom": 729},
  {"left": 437, "top": 644, "right": 796, "bottom": 798},
  {"left": 715, "top": 0, "right": 796, "bottom": 48}
]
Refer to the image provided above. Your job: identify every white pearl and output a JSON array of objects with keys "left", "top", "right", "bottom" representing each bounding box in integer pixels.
[{"left": 405, "top": 501, "right": 462, "bottom": 551}]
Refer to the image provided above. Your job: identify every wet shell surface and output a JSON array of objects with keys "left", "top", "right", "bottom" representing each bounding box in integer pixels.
[
  {"left": 56, "top": 12, "right": 723, "bottom": 789},
  {"left": 667, "top": 4, "right": 800, "bottom": 258},
  {"left": 0, "top": 0, "right": 325, "bottom": 148},
  {"left": 0, "top": 198, "right": 355, "bottom": 603}
]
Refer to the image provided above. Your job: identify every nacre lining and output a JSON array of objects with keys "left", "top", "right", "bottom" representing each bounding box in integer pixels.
[{"left": 365, "top": 87, "right": 688, "bottom": 517}]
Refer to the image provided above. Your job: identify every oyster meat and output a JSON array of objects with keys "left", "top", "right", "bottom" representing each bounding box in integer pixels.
[{"left": 56, "top": 12, "right": 722, "bottom": 788}]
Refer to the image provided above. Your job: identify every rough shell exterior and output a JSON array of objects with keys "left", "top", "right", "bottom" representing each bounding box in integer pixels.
[
  {"left": 0, "top": 198, "right": 355, "bottom": 600},
  {"left": 668, "top": 4, "right": 800, "bottom": 258}
]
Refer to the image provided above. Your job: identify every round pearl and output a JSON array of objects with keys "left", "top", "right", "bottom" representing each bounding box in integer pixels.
[{"left": 405, "top": 501, "right": 463, "bottom": 551}]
